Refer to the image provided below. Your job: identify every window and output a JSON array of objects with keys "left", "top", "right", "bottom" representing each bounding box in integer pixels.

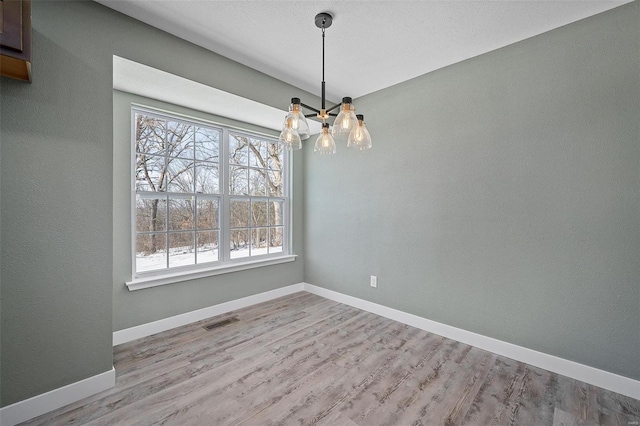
[{"left": 133, "top": 108, "right": 289, "bottom": 278}]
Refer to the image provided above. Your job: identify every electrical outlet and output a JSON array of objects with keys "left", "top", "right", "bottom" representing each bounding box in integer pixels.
[{"left": 370, "top": 275, "right": 377, "bottom": 288}]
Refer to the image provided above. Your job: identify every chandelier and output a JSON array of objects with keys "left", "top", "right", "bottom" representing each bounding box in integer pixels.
[{"left": 278, "top": 12, "right": 372, "bottom": 154}]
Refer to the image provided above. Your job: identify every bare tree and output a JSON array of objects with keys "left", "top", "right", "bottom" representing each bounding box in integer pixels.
[
  {"left": 136, "top": 120, "right": 284, "bottom": 259},
  {"left": 229, "top": 135, "right": 283, "bottom": 251},
  {"left": 136, "top": 115, "right": 195, "bottom": 254}
]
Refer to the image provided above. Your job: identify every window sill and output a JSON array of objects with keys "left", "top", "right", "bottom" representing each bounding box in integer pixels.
[{"left": 126, "top": 255, "right": 297, "bottom": 291}]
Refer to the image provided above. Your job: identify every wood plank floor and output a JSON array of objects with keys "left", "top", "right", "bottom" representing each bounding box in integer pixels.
[{"left": 21, "top": 292, "right": 640, "bottom": 425}]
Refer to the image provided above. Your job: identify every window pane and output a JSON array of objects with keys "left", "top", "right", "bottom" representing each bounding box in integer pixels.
[
  {"left": 267, "top": 142, "right": 283, "bottom": 170},
  {"left": 169, "top": 196, "right": 194, "bottom": 231},
  {"left": 269, "top": 227, "right": 283, "bottom": 253},
  {"left": 136, "top": 233, "right": 167, "bottom": 272},
  {"left": 229, "top": 134, "right": 248, "bottom": 166},
  {"left": 195, "top": 162, "right": 219, "bottom": 194},
  {"left": 251, "top": 228, "right": 268, "bottom": 256},
  {"left": 251, "top": 200, "right": 267, "bottom": 227},
  {"left": 249, "top": 168, "right": 266, "bottom": 196},
  {"left": 230, "top": 229, "right": 249, "bottom": 259},
  {"left": 166, "top": 121, "right": 194, "bottom": 159},
  {"left": 197, "top": 231, "right": 219, "bottom": 264},
  {"left": 195, "top": 127, "right": 220, "bottom": 162},
  {"left": 230, "top": 199, "right": 249, "bottom": 228},
  {"left": 269, "top": 200, "right": 283, "bottom": 226},
  {"left": 167, "top": 158, "right": 195, "bottom": 193},
  {"left": 268, "top": 169, "right": 283, "bottom": 197},
  {"left": 230, "top": 165, "right": 248, "bottom": 195},
  {"left": 136, "top": 195, "right": 166, "bottom": 233},
  {"left": 197, "top": 198, "right": 218, "bottom": 230},
  {"left": 135, "top": 114, "right": 165, "bottom": 156},
  {"left": 168, "top": 232, "right": 195, "bottom": 267},
  {"left": 135, "top": 153, "right": 165, "bottom": 192},
  {"left": 249, "top": 138, "right": 267, "bottom": 168}
]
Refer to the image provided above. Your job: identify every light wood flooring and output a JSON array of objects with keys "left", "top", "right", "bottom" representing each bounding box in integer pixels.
[{"left": 22, "top": 292, "right": 640, "bottom": 425}]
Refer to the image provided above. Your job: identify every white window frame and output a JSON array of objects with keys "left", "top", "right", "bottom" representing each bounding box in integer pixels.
[{"left": 126, "top": 106, "right": 295, "bottom": 291}]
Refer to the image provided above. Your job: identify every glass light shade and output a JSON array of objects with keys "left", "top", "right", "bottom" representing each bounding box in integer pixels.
[
  {"left": 314, "top": 125, "right": 336, "bottom": 155},
  {"left": 285, "top": 104, "right": 310, "bottom": 140},
  {"left": 278, "top": 120, "right": 302, "bottom": 151},
  {"left": 331, "top": 101, "right": 357, "bottom": 139},
  {"left": 348, "top": 117, "right": 372, "bottom": 150}
]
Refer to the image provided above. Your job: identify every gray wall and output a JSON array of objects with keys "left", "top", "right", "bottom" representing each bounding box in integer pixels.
[
  {"left": 0, "top": 0, "right": 312, "bottom": 407},
  {"left": 305, "top": 2, "right": 640, "bottom": 380}
]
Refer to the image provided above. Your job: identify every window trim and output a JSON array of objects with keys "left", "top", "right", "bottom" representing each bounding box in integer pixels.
[
  {"left": 125, "top": 255, "right": 297, "bottom": 291},
  {"left": 128, "top": 106, "right": 293, "bottom": 290}
]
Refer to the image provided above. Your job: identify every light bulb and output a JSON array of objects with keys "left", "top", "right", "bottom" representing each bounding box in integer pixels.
[
  {"left": 331, "top": 97, "right": 358, "bottom": 140},
  {"left": 278, "top": 118, "right": 302, "bottom": 150},
  {"left": 314, "top": 124, "right": 336, "bottom": 155},
  {"left": 290, "top": 113, "right": 299, "bottom": 128},
  {"left": 347, "top": 114, "right": 372, "bottom": 150},
  {"left": 282, "top": 98, "right": 310, "bottom": 140}
]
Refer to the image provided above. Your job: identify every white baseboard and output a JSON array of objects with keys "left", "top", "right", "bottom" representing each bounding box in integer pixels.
[
  {"left": 113, "top": 283, "right": 305, "bottom": 346},
  {"left": 8, "top": 281, "right": 633, "bottom": 426},
  {"left": 302, "top": 283, "right": 640, "bottom": 400},
  {"left": 0, "top": 284, "right": 304, "bottom": 426},
  {"left": 110, "top": 280, "right": 639, "bottom": 400},
  {"left": 0, "top": 367, "right": 115, "bottom": 426}
]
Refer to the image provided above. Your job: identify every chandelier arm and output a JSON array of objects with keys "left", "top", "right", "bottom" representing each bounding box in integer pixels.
[
  {"left": 300, "top": 102, "right": 321, "bottom": 114},
  {"left": 325, "top": 103, "right": 342, "bottom": 113},
  {"left": 302, "top": 112, "right": 336, "bottom": 119}
]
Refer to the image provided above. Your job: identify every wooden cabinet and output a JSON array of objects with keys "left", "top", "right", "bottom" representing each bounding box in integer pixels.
[{"left": 0, "top": 0, "right": 31, "bottom": 82}]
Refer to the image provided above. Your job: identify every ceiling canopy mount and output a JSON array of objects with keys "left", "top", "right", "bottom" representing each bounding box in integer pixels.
[{"left": 314, "top": 12, "right": 333, "bottom": 29}]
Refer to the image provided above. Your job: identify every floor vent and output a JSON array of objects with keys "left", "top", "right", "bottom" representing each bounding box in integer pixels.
[{"left": 203, "top": 316, "right": 239, "bottom": 331}]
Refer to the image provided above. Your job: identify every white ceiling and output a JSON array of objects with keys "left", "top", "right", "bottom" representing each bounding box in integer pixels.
[{"left": 98, "top": 0, "right": 630, "bottom": 103}]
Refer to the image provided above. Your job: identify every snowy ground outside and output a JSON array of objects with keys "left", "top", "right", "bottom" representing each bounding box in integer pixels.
[{"left": 137, "top": 244, "right": 282, "bottom": 272}]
